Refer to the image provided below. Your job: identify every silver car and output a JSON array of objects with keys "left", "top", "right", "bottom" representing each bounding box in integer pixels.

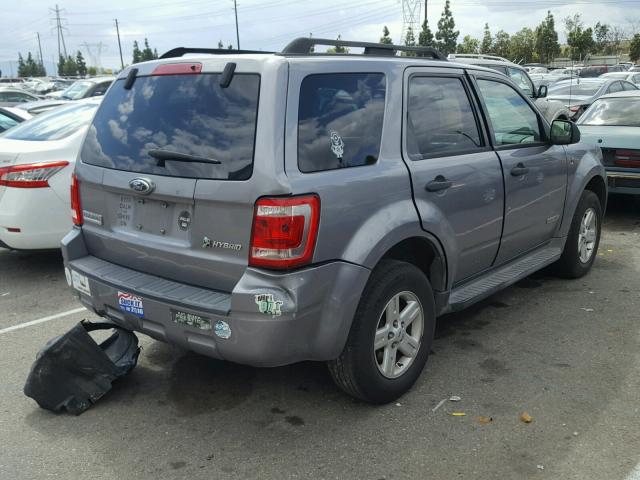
[{"left": 62, "top": 38, "right": 606, "bottom": 403}]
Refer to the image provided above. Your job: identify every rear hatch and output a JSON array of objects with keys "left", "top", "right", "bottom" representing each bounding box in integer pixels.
[{"left": 77, "top": 56, "right": 287, "bottom": 292}]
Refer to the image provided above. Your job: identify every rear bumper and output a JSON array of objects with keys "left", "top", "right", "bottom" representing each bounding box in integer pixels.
[
  {"left": 62, "top": 228, "right": 370, "bottom": 367},
  {"left": 0, "top": 186, "right": 71, "bottom": 250},
  {"left": 606, "top": 170, "right": 640, "bottom": 195}
]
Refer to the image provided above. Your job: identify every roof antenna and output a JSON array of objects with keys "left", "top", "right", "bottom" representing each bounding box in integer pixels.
[{"left": 220, "top": 62, "right": 236, "bottom": 88}]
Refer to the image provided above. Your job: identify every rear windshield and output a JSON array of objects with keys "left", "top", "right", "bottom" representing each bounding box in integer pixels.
[
  {"left": 549, "top": 82, "right": 602, "bottom": 96},
  {"left": 81, "top": 73, "right": 260, "bottom": 180},
  {"left": 579, "top": 97, "right": 640, "bottom": 126},
  {"left": 2, "top": 101, "right": 97, "bottom": 141}
]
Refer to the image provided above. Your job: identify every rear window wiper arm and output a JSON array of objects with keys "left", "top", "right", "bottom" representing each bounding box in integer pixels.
[{"left": 148, "top": 149, "right": 222, "bottom": 168}]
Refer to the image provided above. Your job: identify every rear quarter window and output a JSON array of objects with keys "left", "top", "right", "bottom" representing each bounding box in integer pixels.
[{"left": 298, "top": 73, "right": 386, "bottom": 173}]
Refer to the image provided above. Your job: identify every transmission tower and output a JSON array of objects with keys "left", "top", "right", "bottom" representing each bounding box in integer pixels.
[
  {"left": 50, "top": 4, "right": 68, "bottom": 59},
  {"left": 81, "top": 42, "right": 107, "bottom": 72},
  {"left": 401, "top": 0, "right": 422, "bottom": 44}
]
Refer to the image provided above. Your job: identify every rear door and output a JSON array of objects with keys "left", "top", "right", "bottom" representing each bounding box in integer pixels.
[
  {"left": 403, "top": 67, "right": 504, "bottom": 284},
  {"left": 77, "top": 60, "right": 281, "bottom": 292},
  {"left": 471, "top": 73, "right": 567, "bottom": 264}
]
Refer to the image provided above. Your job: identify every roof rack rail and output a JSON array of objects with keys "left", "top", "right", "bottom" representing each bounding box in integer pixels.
[
  {"left": 281, "top": 37, "right": 446, "bottom": 60},
  {"left": 447, "top": 53, "right": 510, "bottom": 63},
  {"left": 159, "top": 47, "right": 273, "bottom": 59}
]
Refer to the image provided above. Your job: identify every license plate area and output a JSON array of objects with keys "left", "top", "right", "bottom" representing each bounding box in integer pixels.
[
  {"left": 172, "top": 310, "right": 212, "bottom": 331},
  {"left": 115, "top": 194, "right": 193, "bottom": 239}
]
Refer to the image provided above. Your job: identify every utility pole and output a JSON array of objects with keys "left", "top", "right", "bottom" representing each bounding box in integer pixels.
[
  {"left": 36, "top": 32, "right": 44, "bottom": 67},
  {"left": 115, "top": 19, "right": 124, "bottom": 69},
  {"left": 424, "top": 0, "right": 428, "bottom": 23},
  {"left": 233, "top": 0, "right": 240, "bottom": 50}
]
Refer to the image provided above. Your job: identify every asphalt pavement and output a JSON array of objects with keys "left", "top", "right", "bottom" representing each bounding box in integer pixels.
[{"left": 0, "top": 196, "right": 638, "bottom": 480}]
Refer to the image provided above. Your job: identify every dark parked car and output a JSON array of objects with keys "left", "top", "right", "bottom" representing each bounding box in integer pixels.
[{"left": 579, "top": 65, "right": 625, "bottom": 77}]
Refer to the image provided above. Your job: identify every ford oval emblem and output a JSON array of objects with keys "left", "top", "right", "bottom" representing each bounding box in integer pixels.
[{"left": 129, "top": 178, "right": 155, "bottom": 195}]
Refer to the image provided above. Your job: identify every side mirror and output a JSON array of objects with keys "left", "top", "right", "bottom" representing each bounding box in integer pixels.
[
  {"left": 550, "top": 119, "right": 581, "bottom": 145},
  {"left": 537, "top": 85, "right": 548, "bottom": 98}
]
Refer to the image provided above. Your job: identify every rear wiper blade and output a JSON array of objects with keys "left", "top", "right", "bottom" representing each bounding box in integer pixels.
[{"left": 148, "top": 149, "right": 222, "bottom": 168}]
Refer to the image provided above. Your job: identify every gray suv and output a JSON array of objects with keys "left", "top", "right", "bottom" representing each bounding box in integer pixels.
[{"left": 62, "top": 38, "right": 607, "bottom": 404}]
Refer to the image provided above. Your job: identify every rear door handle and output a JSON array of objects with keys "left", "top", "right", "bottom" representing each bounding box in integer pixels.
[
  {"left": 510, "top": 163, "right": 529, "bottom": 176},
  {"left": 425, "top": 175, "right": 453, "bottom": 192}
]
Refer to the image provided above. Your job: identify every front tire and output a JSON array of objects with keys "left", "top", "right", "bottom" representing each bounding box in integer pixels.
[
  {"left": 328, "top": 260, "right": 436, "bottom": 404},
  {"left": 554, "top": 190, "right": 602, "bottom": 278}
]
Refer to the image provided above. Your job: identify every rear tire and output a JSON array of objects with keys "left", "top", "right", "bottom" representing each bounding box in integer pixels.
[
  {"left": 553, "top": 190, "right": 602, "bottom": 279},
  {"left": 328, "top": 260, "right": 436, "bottom": 404}
]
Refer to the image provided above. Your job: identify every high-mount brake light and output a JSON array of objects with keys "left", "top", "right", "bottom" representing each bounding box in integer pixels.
[
  {"left": 151, "top": 63, "right": 202, "bottom": 76},
  {"left": 71, "top": 172, "right": 83, "bottom": 226},
  {"left": 249, "top": 195, "right": 320, "bottom": 269},
  {"left": 0, "top": 161, "right": 68, "bottom": 188}
]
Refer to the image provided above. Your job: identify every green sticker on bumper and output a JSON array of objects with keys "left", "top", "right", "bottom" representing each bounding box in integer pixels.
[{"left": 172, "top": 310, "right": 212, "bottom": 331}]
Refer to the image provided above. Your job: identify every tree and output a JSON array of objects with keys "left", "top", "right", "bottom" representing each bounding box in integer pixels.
[
  {"left": 418, "top": 19, "right": 434, "bottom": 46},
  {"left": 594, "top": 22, "right": 611, "bottom": 54},
  {"left": 510, "top": 28, "right": 536, "bottom": 63},
  {"left": 326, "top": 35, "right": 349, "bottom": 53},
  {"left": 218, "top": 40, "right": 224, "bottom": 48},
  {"left": 493, "top": 30, "right": 511, "bottom": 58},
  {"left": 480, "top": 23, "right": 493, "bottom": 54},
  {"left": 565, "top": 14, "right": 595, "bottom": 61},
  {"left": 132, "top": 41, "right": 142, "bottom": 64},
  {"left": 17, "top": 53, "right": 26, "bottom": 77},
  {"left": 380, "top": 25, "right": 393, "bottom": 45},
  {"left": 63, "top": 56, "right": 78, "bottom": 76},
  {"left": 87, "top": 66, "right": 97, "bottom": 76},
  {"left": 457, "top": 35, "right": 480, "bottom": 54},
  {"left": 435, "top": 0, "right": 459, "bottom": 55},
  {"left": 535, "top": 11, "right": 560, "bottom": 64},
  {"left": 141, "top": 38, "right": 155, "bottom": 61},
  {"left": 76, "top": 51, "right": 87, "bottom": 77},
  {"left": 153, "top": 48, "right": 159, "bottom": 59},
  {"left": 630, "top": 34, "right": 640, "bottom": 62},
  {"left": 57, "top": 54, "right": 66, "bottom": 76}
]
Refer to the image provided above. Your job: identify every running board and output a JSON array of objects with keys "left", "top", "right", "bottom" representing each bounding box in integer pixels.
[{"left": 447, "top": 241, "right": 563, "bottom": 312}]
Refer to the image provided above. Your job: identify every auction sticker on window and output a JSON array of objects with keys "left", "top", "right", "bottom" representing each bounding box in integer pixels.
[
  {"left": 172, "top": 310, "right": 212, "bottom": 331},
  {"left": 118, "top": 291, "right": 144, "bottom": 317}
]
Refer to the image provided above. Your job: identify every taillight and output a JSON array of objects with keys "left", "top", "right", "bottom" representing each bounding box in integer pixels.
[
  {"left": 0, "top": 161, "right": 68, "bottom": 188},
  {"left": 70, "top": 172, "right": 83, "bottom": 226},
  {"left": 614, "top": 149, "right": 640, "bottom": 168},
  {"left": 569, "top": 105, "right": 583, "bottom": 113},
  {"left": 249, "top": 195, "right": 320, "bottom": 269}
]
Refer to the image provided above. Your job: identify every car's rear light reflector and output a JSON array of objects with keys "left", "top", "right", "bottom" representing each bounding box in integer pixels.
[
  {"left": 152, "top": 63, "right": 202, "bottom": 76},
  {"left": 71, "top": 172, "right": 83, "bottom": 226},
  {"left": 6, "top": 227, "right": 20, "bottom": 233},
  {"left": 0, "top": 161, "right": 68, "bottom": 188},
  {"left": 249, "top": 195, "right": 320, "bottom": 269},
  {"left": 614, "top": 149, "right": 640, "bottom": 168},
  {"left": 569, "top": 105, "right": 582, "bottom": 113}
]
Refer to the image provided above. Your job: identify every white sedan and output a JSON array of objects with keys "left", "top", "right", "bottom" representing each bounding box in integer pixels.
[{"left": 0, "top": 98, "right": 101, "bottom": 250}]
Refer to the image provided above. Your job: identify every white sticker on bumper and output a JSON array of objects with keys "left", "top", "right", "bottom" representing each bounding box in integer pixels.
[{"left": 71, "top": 270, "right": 91, "bottom": 296}]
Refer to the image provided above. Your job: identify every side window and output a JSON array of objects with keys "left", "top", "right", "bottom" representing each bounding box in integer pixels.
[
  {"left": 622, "top": 81, "right": 637, "bottom": 91},
  {"left": 406, "top": 76, "right": 482, "bottom": 159},
  {"left": 0, "top": 112, "right": 19, "bottom": 132},
  {"left": 487, "top": 65, "right": 508, "bottom": 75},
  {"left": 633, "top": 75, "right": 640, "bottom": 85},
  {"left": 476, "top": 79, "right": 542, "bottom": 146},
  {"left": 92, "top": 82, "right": 111, "bottom": 96},
  {"left": 608, "top": 81, "right": 623, "bottom": 93},
  {"left": 298, "top": 73, "right": 385, "bottom": 173},
  {"left": 507, "top": 67, "right": 534, "bottom": 97}
]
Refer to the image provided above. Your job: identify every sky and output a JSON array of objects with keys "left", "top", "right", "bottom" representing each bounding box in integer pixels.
[{"left": 1, "top": 0, "right": 640, "bottom": 75}]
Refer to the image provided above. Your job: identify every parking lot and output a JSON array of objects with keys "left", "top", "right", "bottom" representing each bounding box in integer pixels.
[{"left": 0, "top": 196, "right": 637, "bottom": 480}]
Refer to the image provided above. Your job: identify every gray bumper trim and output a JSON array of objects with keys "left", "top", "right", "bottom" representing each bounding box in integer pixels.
[{"left": 69, "top": 256, "right": 231, "bottom": 315}]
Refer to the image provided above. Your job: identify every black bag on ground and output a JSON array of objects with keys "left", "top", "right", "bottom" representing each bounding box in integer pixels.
[{"left": 24, "top": 320, "right": 140, "bottom": 415}]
